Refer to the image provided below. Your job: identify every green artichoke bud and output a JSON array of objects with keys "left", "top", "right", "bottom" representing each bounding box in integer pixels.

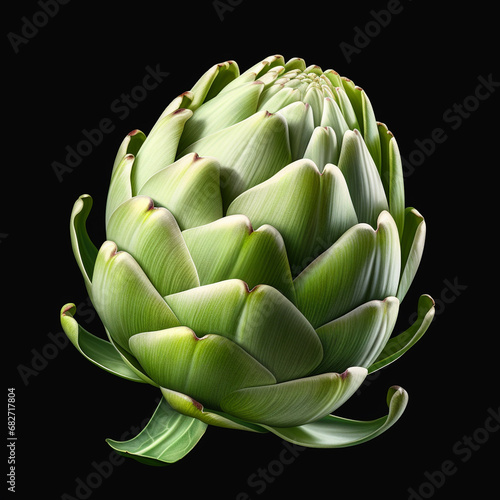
[{"left": 61, "top": 54, "right": 435, "bottom": 465}]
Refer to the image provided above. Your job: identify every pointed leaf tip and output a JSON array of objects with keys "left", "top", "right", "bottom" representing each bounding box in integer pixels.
[
  {"left": 60, "top": 302, "right": 145, "bottom": 383},
  {"left": 263, "top": 384, "right": 408, "bottom": 448}
]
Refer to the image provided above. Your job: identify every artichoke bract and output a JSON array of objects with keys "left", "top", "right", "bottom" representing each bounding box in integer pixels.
[{"left": 61, "top": 55, "right": 435, "bottom": 464}]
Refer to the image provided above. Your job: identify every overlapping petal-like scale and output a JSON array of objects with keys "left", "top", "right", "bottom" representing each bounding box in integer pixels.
[
  {"left": 320, "top": 97, "right": 350, "bottom": 151},
  {"left": 378, "top": 122, "right": 405, "bottom": 235},
  {"left": 105, "top": 153, "right": 135, "bottom": 227},
  {"left": 160, "top": 387, "right": 267, "bottom": 433},
  {"left": 106, "top": 196, "right": 199, "bottom": 296},
  {"left": 180, "top": 110, "right": 292, "bottom": 208},
  {"left": 340, "top": 78, "right": 381, "bottom": 170},
  {"left": 368, "top": 294, "right": 435, "bottom": 373},
  {"left": 220, "top": 367, "right": 367, "bottom": 427},
  {"left": 338, "top": 130, "right": 389, "bottom": 228},
  {"left": 105, "top": 129, "right": 145, "bottom": 226},
  {"left": 181, "top": 214, "right": 296, "bottom": 302},
  {"left": 312, "top": 297, "right": 399, "bottom": 374},
  {"left": 276, "top": 101, "right": 314, "bottom": 160},
  {"left": 294, "top": 211, "right": 400, "bottom": 328},
  {"left": 164, "top": 280, "right": 323, "bottom": 382},
  {"left": 303, "top": 126, "right": 339, "bottom": 171},
  {"left": 188, "top": 59, "right": 239, "bottom": 110},
  {"left": 178, "top": 81, "right": 265, "bottom": 151},
  {"left": 128, "top": 326, "right": 276, "bottom": 409},
  {"left": 303, "top": 84, "right": 325, "bottom": 125},
  {"left": 264, "top": 386, "right": 408, "bottom": 447},
  {"left": 237, "top": 54, "right": 285, "bottom": 84},
  {"left": 227, "top": 159, "right": 358, "bottom": 274},
  {"left": 131, "top": 108, "right": 193, "bottom": 193},
  {"left": 331, "top": 85, "right": 360, "bottom": 132},
  {"left": 256, "top": 86, "right": 301, "bottom": 113},
  {"left": 91, "top": 241, "right": 180, "bottom": 352},
  {"left": 397, "top": 208, "right": 426, "bottom": 301},
  {"left": 137, "top": 153, "right": 223, "bottom": 230}
]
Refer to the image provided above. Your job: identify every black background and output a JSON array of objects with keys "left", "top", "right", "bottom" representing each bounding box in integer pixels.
[{"left": 4, "top": 0, "right": 498, "bottom": 498}]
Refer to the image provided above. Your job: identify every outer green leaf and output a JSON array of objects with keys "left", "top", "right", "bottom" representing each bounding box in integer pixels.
[
  {"left": 294, "top": 211, "right": 400, "bottom": 328},
  {"left": 164, "top": 280, "right": 323, "bottom": 382},
  {"left": 341, "top": 80, "right": 381, "bottom": 170},
  {"left": 220, "top": 367, "right": 367, "bottom": 427},
  {"left": 131, "top": 108, "right": 192, "bottom": 193},
  {"left": 378, "top": 122, "right": 405, "bottom": 235},
  {"left": 368, "top": 294, "right": 435, "bottom": 373},
  {"left": 106, "top": 398, "right": 207, "bottom": 465},
  {"left": 60, "top": 304, "right": 145, "bottom": 383},
  {"left": 160, "top": 387, "right": 267, "bottom": 433},
  {"left": 138, "top": 153, "right": 222, "bottom": 230},
  {"left": 106, "top": 129, "right": 146, "bottom": 226},
  {"left": 106, "top": 196, "right": 199, "bottom": 296},
  {"left": 104, "top": 329, "right": 159, "bottom": 386},
  {"left": 91, "top": 241, "right": 180, "bottom": 352},
  {"left": 181, "top": 215, "right": 295, "bottom": 302},
  {"left": 263, "top": 386, "right": 408, "bottom": 448},
  {"left": 397, "top": 208, "right": 426, "bottom": 301},
  {"left": 70, "top": 194, "right": 98, "bottom": 298},
  {"left": 361, "top": 89, "right": 382, "bottom": 171},
  {"left": 338, "top": 129, "right": 389, "bottom": 228},
  {"left": 180, "top": 110, "right": 291, "bottom": 208},
  {"left": 313, "top": 297, "right": 399, "bottom": 374},
  {"left": 129, "top": 326, "right": 276, "bottom": 409}
]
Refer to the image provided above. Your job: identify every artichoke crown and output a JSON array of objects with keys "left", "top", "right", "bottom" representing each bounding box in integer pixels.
[{"left": 61, "top": 55, "right": 434, "bottom": 464}]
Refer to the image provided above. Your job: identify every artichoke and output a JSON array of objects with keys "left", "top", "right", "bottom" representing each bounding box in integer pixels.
[{"left": 61, "top": 54, "right": 435, "bottom": 465}]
